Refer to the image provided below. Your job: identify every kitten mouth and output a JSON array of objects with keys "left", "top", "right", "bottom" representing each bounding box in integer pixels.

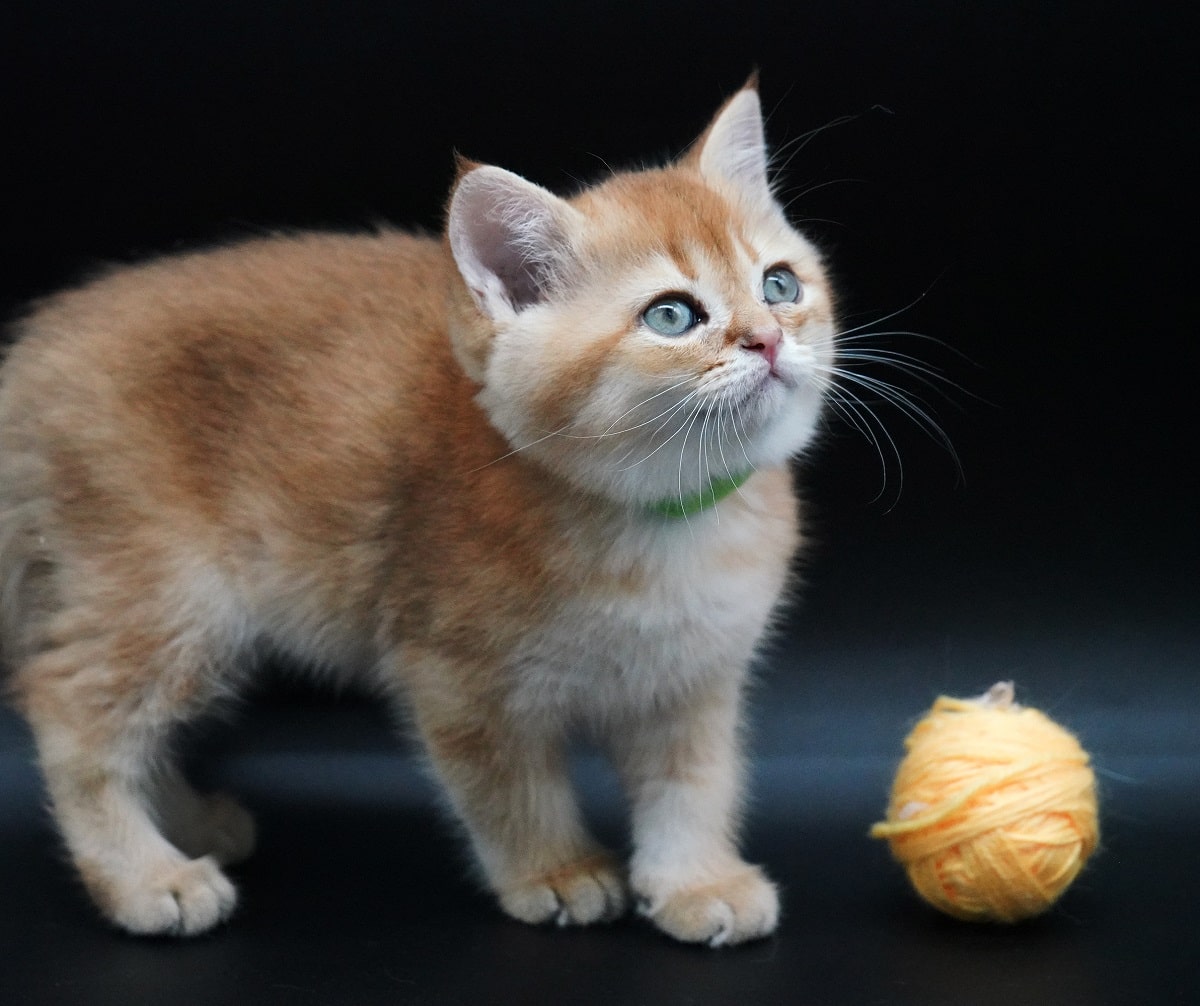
[
  {"left": 727, "top": 369, "right": 786, "bottom": 419},
  {"left": 762, "top": 363, "right": 799, "bottom": 391},
  {"left": 726, "top": 363, "right": 809, "bottom": 426}
]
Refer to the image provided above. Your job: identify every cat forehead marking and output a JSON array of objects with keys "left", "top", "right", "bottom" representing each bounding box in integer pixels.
[{"left": 577, "top": 170, "right": 755, "bottom": 274}]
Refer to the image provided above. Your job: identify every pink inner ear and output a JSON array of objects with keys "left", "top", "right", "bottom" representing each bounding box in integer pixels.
[
  {"left": 466, "top": 210, "right": 545, "bottom": 310},
  {"left": 449, "top": 168, "right": 578, "bottom": 315},
  {"left": 698, "top": 91, "right": 771, "bottom": 201}
]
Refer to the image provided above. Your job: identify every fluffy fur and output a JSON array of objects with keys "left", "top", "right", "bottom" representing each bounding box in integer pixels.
[{"left": 0, "top": 83, "right": 836, "bottom": 946}]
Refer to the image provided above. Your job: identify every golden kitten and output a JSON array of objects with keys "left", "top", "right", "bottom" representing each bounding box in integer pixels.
[{"left": 0, "top": 82, "right": 835, "bottom": 946}]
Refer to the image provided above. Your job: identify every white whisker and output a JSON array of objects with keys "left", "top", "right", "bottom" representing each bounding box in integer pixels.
[
  {"left": 465, "top": 422, "right": 577, "bottom": 474},
  {"left": 836, "top": 329, "right": 981, "bottom": 374},
  {"left": 552, "top": 375, "right": 702, "bottom": 445},
  {"left": 834, "top": 349, "right": 971, "bottom": 403},
  {"left": 823, "top": 387, "right": 898, "bottom": 505},
  {"left": 697, "top": 408, "right": 710, "bottom": 502},
  {"left": 730, "top": 403, "right": 757, "bottom": 477},
  {"left": 675, "top": 401, "right": 706, "bottom": 506},
  {"left": 813, "top": 283, "right": 968, "bottom": 505},
  {"left": 827, "top": 366, "right": 959, "bottom": 465},
  {"left": 771, "top": 113, "right": 860, "bottom": 173},
  {"left": 615, "top": 394, "right": 704, "bottom": 472},
  {"left": 714, "top": 402, "right": 737, "bottom": 498},
  {"left": 608, "top": 391, "right": 698, "bottom": 470},
  {"left": 834, "top": 271, "right": 946, "bottom": 337},
  {"left": 782, "top": 177, "right": 860, "bottom": 214}
]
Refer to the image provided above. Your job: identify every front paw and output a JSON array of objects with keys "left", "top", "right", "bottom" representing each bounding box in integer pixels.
[
  {"left": 636, "top": 863, "right": 779, "bottom": 947},
  {"left": 82, "top": 855, "right": 238, "bottom": 937},
  {"left": 498, "top": 852, "right": 628, "bottom": 927}
]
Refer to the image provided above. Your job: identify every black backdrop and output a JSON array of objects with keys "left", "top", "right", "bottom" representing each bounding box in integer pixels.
[
  {"left": 4, "top": 2, "right": 1195, "bottom": 571},
  {"left": 1, "top": 3, "right": 1197, "bottom": 1005}
]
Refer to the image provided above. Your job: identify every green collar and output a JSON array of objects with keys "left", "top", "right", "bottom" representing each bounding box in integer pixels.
[{"left": 649, "top": 471, "right": 752, "bottom": 519}]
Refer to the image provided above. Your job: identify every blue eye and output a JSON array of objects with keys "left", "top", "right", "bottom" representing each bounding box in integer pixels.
[
  {"left": 642, "top": 297, "right": 699, "bottom": 337},
  {"left": 763, "top": 266, "right": 802, "bottom": 305}
]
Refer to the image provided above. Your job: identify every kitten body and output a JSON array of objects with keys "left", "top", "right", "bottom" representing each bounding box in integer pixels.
[{"left": 0, "top": 85, "right": 835, "bottom": 945}]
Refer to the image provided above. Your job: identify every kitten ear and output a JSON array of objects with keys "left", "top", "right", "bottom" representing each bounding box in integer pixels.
[
  {"left": 690, "top": 81, "right": 773, "bottom": 206},
  {"left": 448, "top": 163, "right": 583, "bottom": 320}
]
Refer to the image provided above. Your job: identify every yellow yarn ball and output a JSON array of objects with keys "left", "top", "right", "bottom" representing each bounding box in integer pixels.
[{"left": 870, "top": 682, "right": 1099, "bottom": 923}]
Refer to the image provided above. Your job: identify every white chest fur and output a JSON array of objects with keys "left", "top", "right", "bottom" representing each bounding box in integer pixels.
[{"left": 507, "top": 480, "right": 797, "bottom": 723}]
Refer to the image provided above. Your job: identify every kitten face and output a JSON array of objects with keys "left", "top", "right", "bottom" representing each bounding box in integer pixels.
[{"left": 449, "top": 87, "right": 834, "bottom": 510}]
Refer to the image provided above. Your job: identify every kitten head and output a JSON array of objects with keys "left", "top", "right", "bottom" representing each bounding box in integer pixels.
[{"left": 446, "top": 82, "right": 836, "bottom": 511}]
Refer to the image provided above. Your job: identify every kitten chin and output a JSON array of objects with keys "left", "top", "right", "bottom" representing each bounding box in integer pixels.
[{"left": 0, "top": 80, "right": 833, "bottom": 946}]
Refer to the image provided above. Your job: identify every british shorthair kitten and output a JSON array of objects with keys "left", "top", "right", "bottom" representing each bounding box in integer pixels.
[{"left": 0, "top": 82, "right": 836, "bottom": 946}]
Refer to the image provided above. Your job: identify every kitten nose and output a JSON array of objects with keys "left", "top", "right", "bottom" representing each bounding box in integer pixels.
[{"left": 740, "top": 325, "right": 782, "bottom": 369}]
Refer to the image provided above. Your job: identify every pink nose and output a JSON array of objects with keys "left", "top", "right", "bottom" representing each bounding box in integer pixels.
[{"left": 740, "top": 326, "right": 782, "bottom": 369}]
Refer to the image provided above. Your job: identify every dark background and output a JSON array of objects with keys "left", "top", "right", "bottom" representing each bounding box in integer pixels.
[{"left": 1, "top": 2, "right": 1196, "bottom": 1004}]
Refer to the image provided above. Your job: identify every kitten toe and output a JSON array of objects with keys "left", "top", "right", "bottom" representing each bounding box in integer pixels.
[
  {"left": 499, "top": 852, "right": 628, "bottom": 927},
  {"left": 86, "top": 856, "right": 238, "bottom": 937},
  {"left": 637, "top": 864, "right": 778, "bottom": 947}
]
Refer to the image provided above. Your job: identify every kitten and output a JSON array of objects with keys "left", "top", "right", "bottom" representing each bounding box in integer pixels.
[{"left": 0, "top": 81, "right": 836, "bottom": 946}]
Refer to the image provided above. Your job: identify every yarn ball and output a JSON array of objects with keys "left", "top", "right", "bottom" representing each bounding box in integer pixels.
[{"left": 870, "top": 681, "right": 1098, "bottom": 923}]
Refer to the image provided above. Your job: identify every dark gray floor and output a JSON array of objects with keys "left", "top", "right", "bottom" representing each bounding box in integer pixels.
[{"left": 3, "top": 533, "right": 1197, "bottom": 1006}]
